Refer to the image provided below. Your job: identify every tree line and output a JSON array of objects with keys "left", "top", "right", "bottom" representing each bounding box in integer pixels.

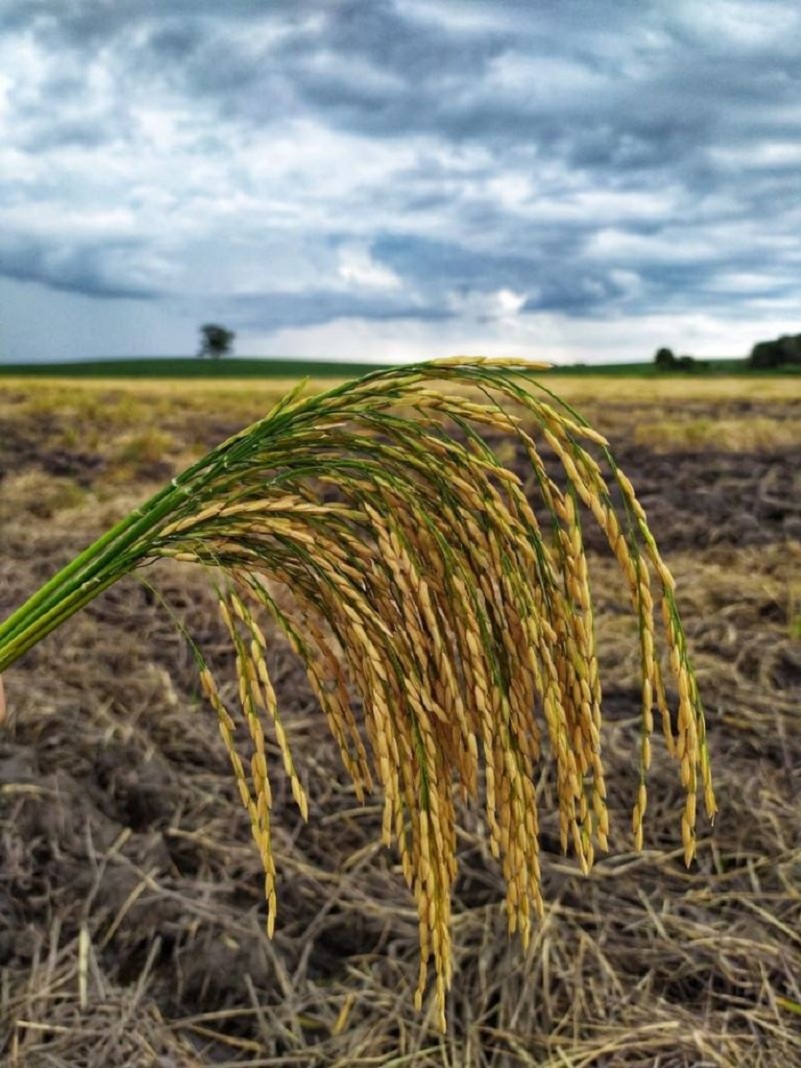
[
  {"left": 655, "top": 332, "right": 801, "bottom": 371},
  {"left": 748, "top": 333, "right": 801, "bottom": 368}
]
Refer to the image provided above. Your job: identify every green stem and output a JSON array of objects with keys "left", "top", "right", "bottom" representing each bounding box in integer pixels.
[
  {"left": 0, "top": 385, "right": 299, "bottom": 669},
  {"left": 0, "top": 401, "right": 282, "bottom": 669},
  {"left": 0, "top": 464, "right": 207, "bottom": 669},
  {"left": 0, "top": 574, "right": 120, "bottom": 673},
  {"left": 0, "top": 483, "right": 169, "bottom": 646}
]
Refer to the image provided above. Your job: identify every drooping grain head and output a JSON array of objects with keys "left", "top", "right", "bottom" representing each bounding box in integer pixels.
[
  {"left": 153, "top": 359, "right": 715, "bottom": 1027},
  {"left": 0, "top": 358, "right": 715, "bottom": 1029}
]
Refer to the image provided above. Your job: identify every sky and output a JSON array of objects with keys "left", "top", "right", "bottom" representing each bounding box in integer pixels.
[{"left": 1, "top": 0, "right": 800, "bottom": 365}]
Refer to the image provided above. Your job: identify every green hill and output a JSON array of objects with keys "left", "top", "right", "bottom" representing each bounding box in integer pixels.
[
  {"left": 0, "top": 357, "right": 394, "bottom": 379},
  {"left": 1, "top": 355, "right": 796, "bottom": 379}
]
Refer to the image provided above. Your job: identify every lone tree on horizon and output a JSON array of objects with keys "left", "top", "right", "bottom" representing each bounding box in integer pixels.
[
  {"left": 198, "top": 323, "right": 236, "bottom": 359},
  {"left": 654, "top": 347, "right": 676, "bottom": 369}
]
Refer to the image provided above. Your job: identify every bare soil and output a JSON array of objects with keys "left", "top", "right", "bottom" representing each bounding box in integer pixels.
[{"left": 0, "top": 381, "right": 799, "bottom": 1066}]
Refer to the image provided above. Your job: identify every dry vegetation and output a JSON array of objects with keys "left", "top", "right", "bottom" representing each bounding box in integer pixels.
[{"left": 0, "top": 372, "right": 799, "bottom": 1067}]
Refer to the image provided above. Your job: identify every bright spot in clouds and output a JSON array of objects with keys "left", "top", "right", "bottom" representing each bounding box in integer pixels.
[{"left": 338, "top": 246, "right": 403, "bottom": 291}]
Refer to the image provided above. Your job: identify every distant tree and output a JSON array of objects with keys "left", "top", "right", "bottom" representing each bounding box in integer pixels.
[
  {"left": 781, "top": 335, "right": 801, "bottom": 363},
  {"left": 749, "top": 334, "right": 801, "bottom": 369},
  {"left": 677, "top": 355, "right": 697, "bottom": 371},
  {"left": 751, "top": 333, "right": 801, "bottom": 367},
  {"left": 750, "top": 340, "right": 782, "bottom": 369},
  {"left": 654, "top": 347, "right": 676, "bottom": 370},
  {"left": 198, "top": 323, "right": 236, "bottom": 359}
]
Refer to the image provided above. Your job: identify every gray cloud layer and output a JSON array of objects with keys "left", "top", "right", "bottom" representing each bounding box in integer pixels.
[{"left": 1, "top": 0, "right": 800, "bottom": 358}]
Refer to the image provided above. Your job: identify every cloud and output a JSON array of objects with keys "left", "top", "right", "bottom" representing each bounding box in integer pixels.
[
  {"left": 225, "top": 289, "right": 453, "bottom": 332},
  {"left": 0, "top": 0, "right": 800, "bottom": 360},
  {"left": 337, "top": 244, "right": 403, "bottom": 291},
  {"left": 0, "top": 232, "right": 166, "bottom": 300}
]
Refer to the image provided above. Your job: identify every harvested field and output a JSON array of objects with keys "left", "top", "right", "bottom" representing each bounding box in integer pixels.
[{"left": 1, "top": 375, "right": 800, "bottom": 1067}]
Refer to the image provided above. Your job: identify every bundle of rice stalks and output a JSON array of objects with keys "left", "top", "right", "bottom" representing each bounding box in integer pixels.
[{"left": 0, "top": 357, "right": 715, "bottom": 1028}]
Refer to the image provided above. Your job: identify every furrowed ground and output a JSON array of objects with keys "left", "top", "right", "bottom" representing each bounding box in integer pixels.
[{"left": 0, "top": 374, "right": 799, "bottom": 1067}]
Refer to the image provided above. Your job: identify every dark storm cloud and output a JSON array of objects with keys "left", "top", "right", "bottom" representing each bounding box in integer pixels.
[
  {"left": 0, "top": 234, "right": 162, "bottom": 301},
  {"left": 227, "top": 289, "right": 454, "bottom": 332},
  {"left": 2, "top": 0, "right": 800, "bottom": 335},
  {"left": 145, "top": 0, "right": 799, "bottom": 174}
]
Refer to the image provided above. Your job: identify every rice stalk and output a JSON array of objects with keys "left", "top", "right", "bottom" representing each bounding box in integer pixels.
[{"left": 0, "top": 357, "right": 715, "bottom": 1028}]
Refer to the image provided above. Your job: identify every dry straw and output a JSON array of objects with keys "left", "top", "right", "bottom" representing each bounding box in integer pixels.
[{"left": 0, "top": 357, "right": 715, "bottom": 1028}]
